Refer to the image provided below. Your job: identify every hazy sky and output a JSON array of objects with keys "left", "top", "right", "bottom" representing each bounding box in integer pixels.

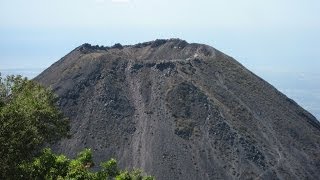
[{"left": 0, "top": 0, "right": 319, "bottom": 119}]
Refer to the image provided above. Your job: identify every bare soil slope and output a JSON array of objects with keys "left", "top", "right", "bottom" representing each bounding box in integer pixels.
[{"left": 35, "top": 39, "right": 320, "bottom": 180}]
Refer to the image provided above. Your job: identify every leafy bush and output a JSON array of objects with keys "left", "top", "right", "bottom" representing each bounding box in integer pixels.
[{"left": 20, "top": 148, "right": 154, "bottom": 180}]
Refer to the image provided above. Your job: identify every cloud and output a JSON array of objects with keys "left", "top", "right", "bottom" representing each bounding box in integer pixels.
[
  {"left": 95, "top": 0, "right": 131, "bottom": 4},
  {"left": 95, "top": 0, "right": 105, "bottom": 3},
  {"left": 111, "top": 0, "right": 131, "bottom": 3}
]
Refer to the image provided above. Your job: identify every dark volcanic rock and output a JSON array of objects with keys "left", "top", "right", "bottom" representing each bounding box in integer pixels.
[{"left": 35, "top": 39, "right": 320, "bottom": 180}]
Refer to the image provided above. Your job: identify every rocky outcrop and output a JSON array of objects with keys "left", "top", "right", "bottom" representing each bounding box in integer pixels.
[{"left": 35, "top": 39, "right": 320, "bottom": 180}]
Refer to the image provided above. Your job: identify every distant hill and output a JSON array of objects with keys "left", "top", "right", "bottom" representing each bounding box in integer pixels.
[
  {"left": 0, "top": 68, "right": 44, "bottom": 79},
  {"left": 35, "top": 39, "right": 320, "bottom": 180}
]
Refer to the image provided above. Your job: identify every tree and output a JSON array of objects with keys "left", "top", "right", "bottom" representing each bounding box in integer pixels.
[
  {"left": 20, "top": 148, "right": 154, "bottom": 180},
  {"left": 0, "top": 74, "right": 69, "bottom": 179}
]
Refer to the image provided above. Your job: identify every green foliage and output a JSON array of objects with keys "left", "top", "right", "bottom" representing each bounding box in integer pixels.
[
  {"left": 20, "top": 148, "right": 155, "bottom": 180},
  {"left": 100, "top": 158, "right": 119, "bottom": 178},
  {"left": 20, "top": 148, "right": 69, "bottom": 179},
  {"left": 66, "top": 149, "right": 96, "bottom": 179},
  {"left": 0, "top": 74, "right": 70, "bottom": 179},
  {"left": 115, "top": 170, "right": 154, "bottom": 180}
]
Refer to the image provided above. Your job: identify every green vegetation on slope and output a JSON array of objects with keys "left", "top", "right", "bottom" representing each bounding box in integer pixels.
[{"left": 20, "top": 148, "right": 154, "bottom": 180}]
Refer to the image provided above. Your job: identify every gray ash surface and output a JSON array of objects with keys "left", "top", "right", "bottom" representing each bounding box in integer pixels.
[{"left": 35, "top": 39, "right": 320, "bottom": 180}]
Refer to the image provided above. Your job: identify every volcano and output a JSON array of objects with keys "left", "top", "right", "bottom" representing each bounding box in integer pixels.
[{"left": 35, "top": 39, "right": 320, "bottom": 180}]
